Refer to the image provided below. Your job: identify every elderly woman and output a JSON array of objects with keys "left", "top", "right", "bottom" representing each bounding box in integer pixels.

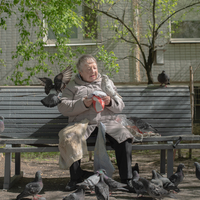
[{"left": 57, "top": 54, "right": 134, "bottom": 192}]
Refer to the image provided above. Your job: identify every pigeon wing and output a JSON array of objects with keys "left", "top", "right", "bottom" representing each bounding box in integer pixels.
[
  {"left": 37, "top": 77, "right": 53, "bottom": 95},
  {"left": 41, "top": 94, "right": 61, "bottom": 108},
  {"left": 54, "top": 66, "right": 73, "bottom": 92}
]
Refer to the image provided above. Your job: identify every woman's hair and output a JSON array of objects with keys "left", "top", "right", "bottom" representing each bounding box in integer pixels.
[{"left": 76, "top": 54, "right": 97, "bottom": 71}]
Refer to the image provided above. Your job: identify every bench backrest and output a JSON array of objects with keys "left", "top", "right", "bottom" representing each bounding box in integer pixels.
[{"left": 0, "top": 85, "right": 192, "bottom": 139}]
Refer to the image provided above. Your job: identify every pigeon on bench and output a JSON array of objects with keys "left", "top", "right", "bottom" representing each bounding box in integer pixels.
[
  {"left": 0, "top": 116, "right": 4, "bottom": 133},
  {"left": 157, "top": 70, "right": 170, "bottom": 87},
  {"left": 194, "top": 162, "right": 200, "bottom": 180},
  {"left": 37, "top": 65, "right": 73, "bottom": 108},
  {"left": 16, "top": 171, "right": 43, "bottom": 200}
]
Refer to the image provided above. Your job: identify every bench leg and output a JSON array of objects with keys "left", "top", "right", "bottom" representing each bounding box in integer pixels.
[
  {"left": 3, "top": 151, "right": 11, "bottom": 190},
  {"left": 15, "top": 153, "right": 21, "bottom": 175},
  {"left": 167, "top": 149, "right": 174, "bottom": 178},
  {"left": 160, "top": 150, "right": 166, "bottom": 174}
]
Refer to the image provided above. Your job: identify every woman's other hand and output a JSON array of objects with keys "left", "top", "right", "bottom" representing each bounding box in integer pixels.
[
  {"left": 83, "top": 97, "right": 93, "bottom": 108},
  {"left": 102, "top": 96, "right": 111, "bottom": 106}
]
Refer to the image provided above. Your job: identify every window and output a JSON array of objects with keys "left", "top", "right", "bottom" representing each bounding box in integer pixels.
[
  {"left": 44, "top": 3, "right": 99, "bottom": 46},
  {"left": 170, "top": 1, "right": 200, "bottom": 43}
]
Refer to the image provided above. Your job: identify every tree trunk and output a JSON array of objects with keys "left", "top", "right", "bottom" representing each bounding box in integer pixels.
[{"left": 146, "top": 67, "right": 154, "bottom": 84}]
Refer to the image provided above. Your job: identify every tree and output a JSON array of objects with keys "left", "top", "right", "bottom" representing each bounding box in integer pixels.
[{"left": 83, "top": 0, "right": 200, "bottom": 84}]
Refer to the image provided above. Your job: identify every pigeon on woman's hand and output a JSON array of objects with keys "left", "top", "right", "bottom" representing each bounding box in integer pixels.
[
  {"left": 16, "top": 171, "right": 43, "bottom": 200},
  {"left": 63, "top": 186, "right": 85, "bottom": 200},
  {"left": 169, "top": 163, "right": 185, "bottom": 187},
  {"left": 95, "top": 171, "right": 109, "bottom": 200},
  {"left": 0, "top": 116, "right": 4, "bottom": 133},
  {"left": 101, "top": 74, "right": 122, "bottom": 103},
  {"left": 157, "top": 71, "right": 170, "bottom": 87},
  {"left": 37, "top": 65, "right": 73, "bottom": 108},
  {"left": 194, "top": 162, "right": 200, "bottom": 180},
  {"left": 139, "top": 177, "right": 177, "bottom": 200}
]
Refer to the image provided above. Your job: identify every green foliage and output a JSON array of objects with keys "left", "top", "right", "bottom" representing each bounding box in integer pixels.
[{"left": 96, "top": 45, "right": 119, "bottom": 77}]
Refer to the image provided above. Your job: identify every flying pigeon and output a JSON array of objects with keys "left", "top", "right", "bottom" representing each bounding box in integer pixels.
[
  {"left": 132, "top": 170, "right": 146, "bottom": 197},
  {"left": 128, "top": 116, "right": 158, "bottom": 133},
  {"left": 95, "top": 172, "right": 109, "bottom": 200},
  {"left": 63, "top": 186, "right": 85, "bottom": 200},
  {"left": 0, "top": 116, "right": 4, "bottom": 133},
  {"left": 151, "top": 170, "right": 163, "bottom": 188},
  {"left": 37, "top": 65, "right": 73, "bottom": 107},
  {"left": 16, "top": 171, "right": 43, "bottom": 200},
  {"left": 169, "top": 163, "right": 185, "bottom": 187},
  {"left": 194, "top": 162, "right": 200, "bottom": 180},
  {"left": 156, "top": 172, "right": 179, "bottom": 192},
  {"left": 101, "top": 74, "right": 122, "bottom": 103},
  {"left": 157, "top": 70, "right": 170, "bottom": 87},
  {"left": 132, "top": 163, "right": 139, "bottom": 174},
  {"left": 139, "top": 177, "right": 176, "bottom": 200}
]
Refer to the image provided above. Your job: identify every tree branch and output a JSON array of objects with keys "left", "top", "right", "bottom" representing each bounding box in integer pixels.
[{"left": 156, "top": 2, "right": 200, "bottom": 32}]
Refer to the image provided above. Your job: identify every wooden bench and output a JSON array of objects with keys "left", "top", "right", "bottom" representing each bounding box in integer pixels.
[{"left": 0, "top": 85, "right": 199, "bottom": 190}]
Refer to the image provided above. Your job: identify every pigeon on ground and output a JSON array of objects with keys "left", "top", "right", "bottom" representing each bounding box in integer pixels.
[
  {"left": 16, "top": 171, "right": 43, "bottom": 200},
  {"left": 169, "top": 163, "right": 185, "bottom": 187},
  {"left": 63, "top": 185, "right": 85, "bottom": 200},
  {"left": 156, "top": 172, "right": 179, "bottom": 192},
  {"left": 194, "top": 162, "right": 200, "bottom": 180},
  {"left": 128, "top": 116, "right": 158, "bottom": 133},
  {"left": 132, "top": 170, "right": 146, "bottom": 197},
  {"left": 157, "top": 70, "right": 170, "bottom": 87},
  {"left": 0, "top": 116, "right": 5, "bottom": 133},
  {"left": 95, "top": 172, "right": 109, "bottom": 200},
  {"left": 101, "top": 74, "right": 122, "bottom": 103},
  {"left": 132, "top": 163, "right": 139, "bottom": 174},
  {"left": 151, "top": 170, "right": 163, "bottom": 188},
  {"left": 37, "top": 65, "right": 73, "bottom": 107},
  {"left": 77, "top": 174, "right": 100, "bottom": 192},
  {"left": 101, "top": 172, "right": 128, "bottom": 193},
  {"left": 139, "top": 177, "right": 176, "bottom": 200}
]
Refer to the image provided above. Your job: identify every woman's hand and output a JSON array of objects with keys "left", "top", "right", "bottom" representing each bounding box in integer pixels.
[
  {"left": 102, "top": 96, "right": 111, "bottom": 106},
  {"left": 83, "top": 97, "right": 93, "bottom": 108}
]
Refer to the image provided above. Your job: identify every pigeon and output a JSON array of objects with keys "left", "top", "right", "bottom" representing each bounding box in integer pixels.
[
  {"left": 157, "top": 70, "right": 170, "bottom": 87},
  {"left": 132, "top": 163, "right": 139, "bottom": 174},
  {"left": 101, "top": 173, "right": 128, "bottom": 193},
  {"left": 151, "top": 170, "right": 163, "bottom": 188},
  {"left": 169, "top": 163, "right": 185, "bottom": 187},
  {"left": 139, "top": 177, "right": 176, "bottom": 200},
  {"left": 16, "top": 171, "right": 43, "bottom": 200},
  {"left": 37, "top": 65, "right": 73, "bottom": 107},
  {"left": 77, "top": 174, "right": 100, "bottom": 192},
  {"left": 194, "top": 162, "right": 200, "bottom": 180},
  {"left": 0, "top": 116, "right": 4, "bottom": 133},
  {"left": 156, "top": 172, "right": 179, "bottom": 192},
  {"left": 63, "top": 185, "right": 85, "bottom": 200},
  {"left": 132, "top": 170, "right": 146, "bottom": 197},
  {"left": 95, "top": 172, "right": 109, "bottom": 200},
  {"left": 128, "top": 116, "right": 158, "bottom": 133},
  {"left": 101, "top": 74, "right": 122, "bottom": 103}
]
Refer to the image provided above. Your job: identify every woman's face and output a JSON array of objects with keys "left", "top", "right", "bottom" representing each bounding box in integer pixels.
[{"left": 79, "top": 59, "right": 98, "bottom": 83}]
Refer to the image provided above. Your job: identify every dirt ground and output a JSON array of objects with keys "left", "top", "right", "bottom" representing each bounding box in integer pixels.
[{"left": 0, "top": 149, "right": 200, "bottom": 200}]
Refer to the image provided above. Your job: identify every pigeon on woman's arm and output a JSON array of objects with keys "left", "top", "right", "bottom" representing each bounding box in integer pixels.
[
  {"left": 37, "top": 65, "right": 73, "bottom": 108},
  {"left": 16, "top": 171, "right": 43, "bottom": 200}
]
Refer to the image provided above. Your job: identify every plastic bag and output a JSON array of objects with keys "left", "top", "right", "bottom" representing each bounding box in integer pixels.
[
  {"left": 94, "top": 122, "right": 115, "bottom": 177},
  {"left": 92, "top": 95, "right": 105, "bottom": 113}
]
